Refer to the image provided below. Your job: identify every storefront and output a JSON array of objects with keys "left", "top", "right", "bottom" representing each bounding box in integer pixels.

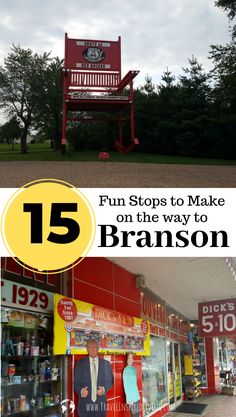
[{"left": 2, "top": 257, "right": 229, "bottom": 417}]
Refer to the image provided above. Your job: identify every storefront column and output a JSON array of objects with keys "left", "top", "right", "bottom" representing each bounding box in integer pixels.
[{"left": 205, "top": 338, "right": 220, "bottom": 394}]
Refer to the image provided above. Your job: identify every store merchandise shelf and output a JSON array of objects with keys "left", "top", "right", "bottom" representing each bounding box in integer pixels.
[
  {"left": 2, "top": 403, "right": 60, "bottom": 417},
  {"left": 2, "top": 379, "right": 61, "bottom": 387},
  {"left": 1, "top": 355, "right": 52, "bottom": 359}
]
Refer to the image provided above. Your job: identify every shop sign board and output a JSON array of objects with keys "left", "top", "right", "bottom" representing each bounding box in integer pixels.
[
  {"left": 150, "top": 323, "right": 166, "bottom": 337},
  {"left": 54, "top": 294, "right": 150, "bottom": 355},
  {"left": 141, "top": 294, "right": 165, "bottom": 326},
  {"left": 150, "top": 323, "right": 188, "bottom": 343},
  {"left": 141, "top": 293, "right": 188, "bottom": 338},
  {"left": 1, "top": 279, "right": 54, "bottom": 313},
  {"left": 198, "top": 298, "right": 236, "bottom": 337}
]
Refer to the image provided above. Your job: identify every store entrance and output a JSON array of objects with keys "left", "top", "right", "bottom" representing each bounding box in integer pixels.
[{"left": 167, "top": 341, "right": 182, "bottom": 410}]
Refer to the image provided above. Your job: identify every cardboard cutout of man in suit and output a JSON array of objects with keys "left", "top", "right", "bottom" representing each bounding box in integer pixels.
[{"left": 74, "top": 339, "right": 114, "bottom": 417}]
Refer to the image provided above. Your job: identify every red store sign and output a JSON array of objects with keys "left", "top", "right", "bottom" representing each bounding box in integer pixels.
[
  {"left": 150, "top": 323, "right": 166, "bottom": 337},
  {"left": 198, "top": 298, "right": 236, "bottom": 337},
  {"left": 141, "top": 294, "right": 165, "bottom": 326}
]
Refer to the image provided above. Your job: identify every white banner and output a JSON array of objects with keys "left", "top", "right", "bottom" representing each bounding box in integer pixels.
[{"left": 0, "top": 188, "right": 235, "bottom": 257}]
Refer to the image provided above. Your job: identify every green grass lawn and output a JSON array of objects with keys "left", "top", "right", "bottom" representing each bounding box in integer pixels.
[{"left": 0, "top": 142, "right": 235, "bottom": 165}]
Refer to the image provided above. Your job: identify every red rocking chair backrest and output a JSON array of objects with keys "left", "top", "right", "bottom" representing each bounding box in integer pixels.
[{"left": 64, "top": 33, "right": 122, "bottom": 92}]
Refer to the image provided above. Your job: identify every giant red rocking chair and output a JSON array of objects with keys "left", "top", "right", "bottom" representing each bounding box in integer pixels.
[{"left": 61, "top": 33, "right": 139, "bottom": 153}]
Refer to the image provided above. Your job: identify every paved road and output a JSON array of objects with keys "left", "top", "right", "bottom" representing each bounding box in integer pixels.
[{"left": 0, "top": 161, "right": 236, "bottom": 187}]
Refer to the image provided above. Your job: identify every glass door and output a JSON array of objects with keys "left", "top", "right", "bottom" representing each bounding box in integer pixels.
[
  {"left": 167, "top": 341, "right": 182, "bottom": 410},
  {"left": 167, "top": 341, "right": 174, "bottom": 407},
  {"left": 174, "top": 343, "right": 181, "bottom": 403}
]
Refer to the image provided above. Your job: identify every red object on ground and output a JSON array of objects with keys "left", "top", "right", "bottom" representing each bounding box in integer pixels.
[
  {"left": 61, "top": 33, "right": 139, "bottom": 153},
  {"left": 98, "top": 151, "right": 110, "bottom": 159}
]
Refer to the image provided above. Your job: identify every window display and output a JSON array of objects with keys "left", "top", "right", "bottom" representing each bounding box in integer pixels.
[
  {"left": 219, "top": 337, "right": 236, "bottom": 386},
  {"left": 142, "top": 336, "right": 167, "bottom": 416},
  {"left": 1, "top": 308, "right": 62, "bottom": 417}
]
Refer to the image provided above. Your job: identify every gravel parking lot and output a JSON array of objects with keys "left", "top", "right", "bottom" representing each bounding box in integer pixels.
[{"left": 0, "top": 161, "right": 236, "bottom": 187}]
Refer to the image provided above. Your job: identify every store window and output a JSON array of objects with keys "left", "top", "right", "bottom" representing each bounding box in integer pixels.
[
  {"left": 142, "top": 336, "right": 168, "bottom": 416},
  {"left": 219, "top": 337, "right": 236, "bottom": 371},
  {"left": 219, "top": 337, "right": 236, "bottom": 386},
  {"left": 1, "top": 307, "right": 62, "bottom": 416}
]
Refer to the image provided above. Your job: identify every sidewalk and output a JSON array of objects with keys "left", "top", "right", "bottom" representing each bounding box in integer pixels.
[{"left": 166, "top": 394, "right": 236, "bottom": 417}]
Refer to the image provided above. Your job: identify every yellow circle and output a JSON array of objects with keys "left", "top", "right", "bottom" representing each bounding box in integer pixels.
[{"left": 1, "top": 179, "right": 95, "bottom": 273}]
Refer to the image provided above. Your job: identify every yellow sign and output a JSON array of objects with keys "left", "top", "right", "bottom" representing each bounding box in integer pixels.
[
  {"left": 1, "top": 179, "right": 95, "bottom": 273},
  {"left": 184, "top": 354, "right": 193, "bottom": 375},
  {"left": 54, "top": 294, "right": 150, "bottom": 355}
]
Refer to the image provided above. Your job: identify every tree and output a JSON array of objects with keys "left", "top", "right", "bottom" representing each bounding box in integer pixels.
[
  {"left": 160, "top": 67, "right": 176, "bottom": 87},
  {"left": 134, "top": 80, "right": 159, "bottom": 152},
  {"left": 180, "top": 56, "right": 210, "bottom": 96},
  {"left": 0, "top": 45, "right": 50, "bottom": 153},
  {"left": 140, "top": 74, "right": 157, "bottom": 95},
  {"left": 0, "top": 116, "right": 22, "bottom": 149},
  {"left": 155, "top": 69, "right": 180, "bottom": 154},
  {"left": 209, "top": 40, "right": 236, "bottom": 111},
  {"left": 34, "top": 58, "right": 63, "bottom": 150},
  {"left": 208, "top": 39, "right": 236, "bottom": 157},
  {"left": 175, "top": 57, "right": 212, "bottom": 156},
  {"left": 215, "top": 0, "right": 236, "bottom": 19}
]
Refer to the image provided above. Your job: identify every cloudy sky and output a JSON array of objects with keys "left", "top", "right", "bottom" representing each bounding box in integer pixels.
[{"left": 0, "top": 0, "right": 230, "bottom": 86}]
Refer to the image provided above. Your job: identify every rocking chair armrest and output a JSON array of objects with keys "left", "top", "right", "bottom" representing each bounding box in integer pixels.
[{"left": 116, "top": 70, "right": 139, "bottom": 93}]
